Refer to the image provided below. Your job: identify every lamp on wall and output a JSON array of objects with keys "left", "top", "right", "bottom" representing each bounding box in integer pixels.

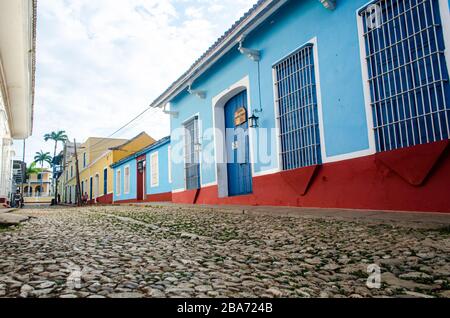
[{"left": 248, "top": 111, "right": 260, "bottom": 128}]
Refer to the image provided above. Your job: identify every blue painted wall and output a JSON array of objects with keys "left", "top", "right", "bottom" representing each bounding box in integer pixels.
[
  {"left": 113, "top": 159, "right": 137, "bottom": 202},
  {"left": 113, "top": 138, "right": 172, "bottom": 201},
  {"left": 146, "top": 140, "right": 172, "bottom": 195},
  {"left": 169, "top": 0, "right": 450, "bottom": 191}
]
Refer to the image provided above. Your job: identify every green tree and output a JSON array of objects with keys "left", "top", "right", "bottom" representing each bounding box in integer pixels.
[
  {"left": 25, "top": 162, "right": 41, "bottom": 181},
  {"left": 44, "top": 130, "right": 69, "bottom": 161},
  {"left": 44, "top": 131, "right": 69, "bottom": 203},
  {"left": 34, "top": 151, "right": 52, "bottom": 196}
]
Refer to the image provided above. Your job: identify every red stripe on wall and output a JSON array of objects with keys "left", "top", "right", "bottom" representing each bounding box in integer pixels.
[
  {"left": 173, "top": 141, "right": 450, "bottom": 213},
  {"left": 144, "top": 192, "right": 172, "bottom": 202},
  {"left": 96, "top": 193, "right": 113, "bottom": 204},
  {"left": 114, "top": 192, "right": 172, "bottom": 204}
]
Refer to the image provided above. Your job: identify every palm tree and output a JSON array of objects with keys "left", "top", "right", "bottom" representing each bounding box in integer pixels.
[
  {"left": 34, "top": 151, "right": 52, "bottom": 197},
  {"left": 44, "top": 130, "right": 69, "bottom": 160},
  {"left": 26, "top": 162, "right": 41, "bottom": 179},
  {"left": 44, "top": 131, "right": 68, "bottom": 203}
]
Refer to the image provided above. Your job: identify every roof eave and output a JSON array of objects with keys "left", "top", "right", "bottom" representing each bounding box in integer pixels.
[
  {"left": 149, "top": 0, "right": 289, "bottom": 109},
  {"left": 111, "top": 136, "right": 170, "bottom": 168}
]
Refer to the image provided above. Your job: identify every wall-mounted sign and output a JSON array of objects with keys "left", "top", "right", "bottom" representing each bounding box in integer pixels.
[
  {"left": 137, "top": 161, "right": 144, "bottom": 173},
  {"left": 234, "top": 107, "right": 247, "bottom": 126}
]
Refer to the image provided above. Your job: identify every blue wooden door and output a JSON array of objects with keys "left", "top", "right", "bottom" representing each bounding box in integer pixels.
[
  {"left": 225, "top": 91, "right": 252, "bottom": 196},
  {"left": 89, "top": 177, "right": 93, "bottom": 200},
  {"left": 103, "top": 168, "right": 108, "bottom": 195}
]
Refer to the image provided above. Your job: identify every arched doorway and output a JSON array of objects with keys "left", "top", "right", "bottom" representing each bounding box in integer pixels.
[
  {"left": 224, "top": 90, "right": 252, "bottom": 196},
  {"left": 212, "top": 76, "right": 253, "bottom": 198},
  {"left": 35, "top": 186, "right": 42, "bottom": 197}
]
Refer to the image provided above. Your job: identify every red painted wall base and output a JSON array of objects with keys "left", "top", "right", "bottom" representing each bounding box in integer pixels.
[
  {"left": 96, "top": 194, "right": 113, "bottom": 204},
  {"left": 114, "top": 192, "right": 172, "bottom": 205},
  {"left": 173, "top": 141, "right": 450, "bottom": 213}
]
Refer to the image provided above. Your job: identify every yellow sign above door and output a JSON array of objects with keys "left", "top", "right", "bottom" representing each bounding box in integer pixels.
[{"left": 234, "top": 107, "right": 247, "bottom": 126}]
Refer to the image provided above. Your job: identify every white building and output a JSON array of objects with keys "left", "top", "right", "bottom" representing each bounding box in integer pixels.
[{"left": 0, "top": 0, "right": 37, "bottom": 204}]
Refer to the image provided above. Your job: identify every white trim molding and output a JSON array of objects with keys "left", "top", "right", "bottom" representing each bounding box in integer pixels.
[
  {"left": 150, "top": 151, "right": 159, "bottom": 188},
  {"left": 439, "top": 0, "right": 450, "bottom": 77},
  {"left": 211, "top": 75, "right": 252, "bottom": 198},
  {"left": 182, "top": 112, "right": 202, "bottom": 191},
  {"left": 355, "top": 2, "right": 378, "bottom": 159},
  {"left": 253, "top": 167, "right": 280, "bottom": 177},
  {"left": 272, "top": 37, "right": 331, "bottom": 167},
  {"left": 116, "top": 169, "right": 121, "bottom": 196},
  {"left": 124, "top": 165, "right": 130, "bottom": 194},
  {"left": 201, "top": 181, "right": 218, "bottom": 188}
]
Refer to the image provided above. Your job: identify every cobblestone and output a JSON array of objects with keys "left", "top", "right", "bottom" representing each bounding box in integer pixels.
[{"left": 0, "top": 206, "right": 449, "bottom": 298}]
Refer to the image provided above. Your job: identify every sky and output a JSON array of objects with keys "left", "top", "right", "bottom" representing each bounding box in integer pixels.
[{"left": 14, "top": 0, "right": 257, "bottom": 166}]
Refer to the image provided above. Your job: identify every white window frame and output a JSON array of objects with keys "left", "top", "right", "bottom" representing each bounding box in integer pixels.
[
  {"left": 94, "top": 173, "right": 100, "bottom": 199},
  {"left": 124, "top": 165, "right": 130, "bottom": 194},
  {"left": 272, "top": 39, "right": 324, "bottom": 170},
  {"left": 182, "top": 113, "right": 202, "bottom": 190},
  {"left": 83, "top": 153, "right": 87, "bottom": 168},
  {"left": 356, "top": 0, "right": 450, "bottom": 154},
  {"left": 116, "top": 169, "right": 121, "bottom": 196},
  {"left": 150, "top": 152, "right": 159, "bottom": 188},
  {"left": 168, "top": 146, "right": 172, "bottom": 183}
]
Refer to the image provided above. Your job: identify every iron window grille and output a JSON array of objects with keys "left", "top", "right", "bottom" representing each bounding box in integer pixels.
[
  {"left": 274, "top": 43, "right": 322, "bottom": 170},
  {"left": 184, "top": 116, "right": 201, "bottom": 190},
  {"left": 360, "top": 0, "right": 450, "bottom": 152}
]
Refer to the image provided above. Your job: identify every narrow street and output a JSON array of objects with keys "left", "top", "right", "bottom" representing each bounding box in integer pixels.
[{"left": 0, "top": 205, "right": 449, "bottom": 298}]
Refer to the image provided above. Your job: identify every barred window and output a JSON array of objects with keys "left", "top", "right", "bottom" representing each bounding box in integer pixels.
[
  {"left": 360, "top": 0, "right": 450, "bottom": 152},
  {"left": 274, "top": 43, "right": 322, "bottom": 170},
  {"left": 116, "top": 170, "right": 121, "bottom": 195},
  {"left": 150, "top": 152, "right": 159, "bottom": 187},
  {"left": 124, "top": 166, "right": 130, "bottom": 194},
  {"left": 184, "top": 117, "right": 200, "bottom": 190}
]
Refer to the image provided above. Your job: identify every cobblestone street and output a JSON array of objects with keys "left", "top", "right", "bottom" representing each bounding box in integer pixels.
[{"left": 0, "top": 205, "right": 449, "bottom": 298}]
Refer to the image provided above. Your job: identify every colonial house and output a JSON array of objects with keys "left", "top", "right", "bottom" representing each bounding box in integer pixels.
[
  {"left": 0, "top": 0, "right": 36, "bottom": 205},
  {"left": 149, "top": 0, "right": 450, "bottom": 212},
  {"left": 112, "top": 136, "right": 172, "bottom": 204},
  {"left": 22, "top": 169, "right": 52, "bottom": 198},
  {"left": 62, "top": 133, "right": 155, "bottom": 204}
]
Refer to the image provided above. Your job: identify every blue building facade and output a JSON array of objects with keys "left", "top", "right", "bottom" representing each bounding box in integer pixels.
[
  {"left": 112, "top": 137, "right": 172, "bottom": 203},
  {"left": 150, "top": 0, "right": 450, "bottom": 212}
]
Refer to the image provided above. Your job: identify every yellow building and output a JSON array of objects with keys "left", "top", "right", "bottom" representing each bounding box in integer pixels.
[
  {"left": 62, "top": 132, "right": 155, "bottom": 204},
  {"left": 21, "top": 170, "right": 53, "bottom": 204},
  {"left": 23, "top": 170, "right": 52, "bottom": 197}
]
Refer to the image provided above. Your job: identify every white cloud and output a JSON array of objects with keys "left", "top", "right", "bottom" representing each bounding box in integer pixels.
[{"left": 14, "top": 0, "right": 256, "bottom": 164}]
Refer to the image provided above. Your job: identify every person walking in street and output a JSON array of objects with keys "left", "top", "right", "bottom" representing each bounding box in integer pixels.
[
  {"left": 13, "top": 189, "right": 23, "bottom": 209},
  {"left": 83, "top": 192, "right": 88, "bottom": 205}
]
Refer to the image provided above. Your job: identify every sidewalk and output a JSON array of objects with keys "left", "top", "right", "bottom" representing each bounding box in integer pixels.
[
  {"left": 120, "top": 202, "right": 450, "bottom": 230},
  {"left": 0, "top": 208, "right": 16, "bottom": 214},
  {"left": 0, "top": 208, "right": 29, "bottom": 225}
]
